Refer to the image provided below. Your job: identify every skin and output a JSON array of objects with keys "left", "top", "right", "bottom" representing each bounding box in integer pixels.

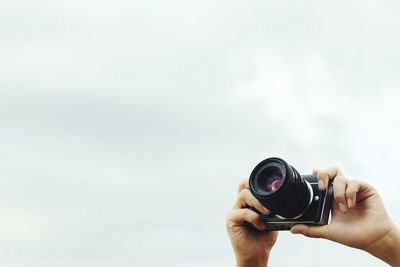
[{"left": 226, "top": 167, "right": 400, "bottom": 267}]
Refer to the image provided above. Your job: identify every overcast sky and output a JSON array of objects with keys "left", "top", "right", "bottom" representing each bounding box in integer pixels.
[{"left": 0, "top": 0, "right": 400, "bottom": 266}]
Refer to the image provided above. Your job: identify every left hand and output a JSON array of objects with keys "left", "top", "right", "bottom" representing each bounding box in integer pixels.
[{"left": 226, "top": 179, "right": 278, "bottom": 267}]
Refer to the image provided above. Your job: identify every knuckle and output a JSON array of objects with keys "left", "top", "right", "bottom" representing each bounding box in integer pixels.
[
  {"left": 351, "top": 179, "right": 366, "bottom": 188},
  {"left": 226, "top": 219, "right": 236, "bottom": 230},
  {"left": 346, "top": 189, "right": 357, "bottom": 195},
  {"left": 237, "top": 188, "right": 250, "bottom": 201},
  {"left": 334, "top": 193, "right": 345, "bottom": 202},
  {"left": 330, "top": 166, "right": 342, "bottom": 175},
  {"left": 241, "top": 188, "right": 252, "bottom": 199},
  {"left": 242, "top": 208, "right": 251, "bottom": 217},
  {"left": 237, "top": 189, "right": 245, "bottom": 198},
  {"left": 243, "top": 209, "right": 256, "bottom": 220},
  {"left": 225, "top": 213, "right": 232, "bottom": 224},
  {"left": 249, "top": 216, "right": 259, "bottom": 224},
  {"left": 237, "top": 179, "right": 248, "bottom": 190},
  {"left": 346, "top": 184, "right": 358, "bottom": 193},
  {"left": 332, "top": 165, "right": 341, "bottom": 172},
  {"left": 334, "top": 175, "right": 346, "bottom": 182},
  {"left": 234, "top": 198, "right": 244, "bottom": 209}
]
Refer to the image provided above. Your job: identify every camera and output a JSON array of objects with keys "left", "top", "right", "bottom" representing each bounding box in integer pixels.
[{"left": 249, "top": 157, "right": 333, "bottom": 231}]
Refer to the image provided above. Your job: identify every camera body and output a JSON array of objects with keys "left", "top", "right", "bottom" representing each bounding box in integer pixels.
[
  {"left": 259, "top": 175, "right": 333, "bottom": 230},
  {"left": 249, "top": 157, "right": 333, "bottom": 231}
]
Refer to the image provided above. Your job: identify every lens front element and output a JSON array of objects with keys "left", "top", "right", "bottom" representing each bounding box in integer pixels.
[{"left": 261, "top": 167, "right": 283, "bottom": 193}]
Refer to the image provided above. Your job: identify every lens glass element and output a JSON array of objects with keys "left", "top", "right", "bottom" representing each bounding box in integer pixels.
[
  {"left": 257, "top": 166, "right": 284, "bottom": 194},
  {"left": 264, "top": 172, "right": 283, "bottom": 192}
]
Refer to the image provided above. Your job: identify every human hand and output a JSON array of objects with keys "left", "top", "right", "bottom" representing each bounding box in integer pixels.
[
  {"left": 291, "top": 167, "right": 400, "bottom": 266},
  {"left": 226, "top": 179, "right": 278, "bottom": 267}
]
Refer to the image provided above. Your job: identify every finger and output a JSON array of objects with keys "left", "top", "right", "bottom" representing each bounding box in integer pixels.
[
  {"left": 316, "top": 166, "right": 344, "bottom": 191},
  {"left": 226, "top": 208, "right": 266, "bottom": 230},
  {"left": 312, "top": 168, "right": 319, "bottom": 175},
  {"left": 235, "top": 189, "right": 270, "bottom": 215},
  {"left": 346, "top": 180, "right": 361, "bottom": 208},
  {"left": 333, "top": 176, "right": 348, "bottom": 213},
  {"left": 290, "top": 224, "right": 329, "bottom": 239},
  {"left": 237, "top": 179, "right": 249, "bottom": 194}
]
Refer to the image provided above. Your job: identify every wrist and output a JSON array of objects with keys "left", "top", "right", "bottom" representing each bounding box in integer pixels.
[
  {"left": 366, "top": 226, "right": 400, "bottom": 266},
  {"left": 236, "top": 253, "right": 269, "bottom": 267}
]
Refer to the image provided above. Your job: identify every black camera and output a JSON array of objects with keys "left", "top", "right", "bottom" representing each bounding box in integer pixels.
[{"left": 249, "top": 157, "right": 333, "bottom": 231}]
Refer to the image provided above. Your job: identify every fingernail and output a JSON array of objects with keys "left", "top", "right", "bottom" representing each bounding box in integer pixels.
[
  {"left": 339, "top": 203, "right": 347, "bottom": 213},
  {"left": 263, "top": 207, "right": 270, "bottom": 215},
  {"left": 291, "top": 227, "right": 304, "bottom": 234},
  {"left": 318, "top": 180, "right": 324, "bottom": 190},
  {"left": 347, "top": 198, "right": 352, "bottom": 208}
]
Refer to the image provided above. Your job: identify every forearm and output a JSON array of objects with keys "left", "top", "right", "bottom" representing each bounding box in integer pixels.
[{"left": 366, "top": 227, "right": 400, "bottom": 267}]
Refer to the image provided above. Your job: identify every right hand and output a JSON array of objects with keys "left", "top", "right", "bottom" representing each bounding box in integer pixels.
[{"left": 291, "top": 167, "right": 400, "bottom": 266}]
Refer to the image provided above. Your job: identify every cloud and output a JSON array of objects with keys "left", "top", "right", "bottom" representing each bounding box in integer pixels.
[{"left": 0, "top": 0, "right": 399, "bottom": 266}]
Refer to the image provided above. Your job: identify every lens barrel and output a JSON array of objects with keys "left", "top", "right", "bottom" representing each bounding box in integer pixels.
[{"left": 249, "top": 157, "right": 311, "bottom": 218}]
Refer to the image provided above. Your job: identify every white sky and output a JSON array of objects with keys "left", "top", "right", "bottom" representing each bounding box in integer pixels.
[{"left": 0, "top": 0, "right": 400, "bottom": 266}]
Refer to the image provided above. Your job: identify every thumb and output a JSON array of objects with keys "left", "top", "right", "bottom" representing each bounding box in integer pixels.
[{"left": 290, "top": 224, "right": 329, "bottom": 239}]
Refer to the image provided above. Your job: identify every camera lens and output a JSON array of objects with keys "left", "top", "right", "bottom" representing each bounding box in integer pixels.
[{"left": 249, "top": 157, "right": 312, "bottom": 219}]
